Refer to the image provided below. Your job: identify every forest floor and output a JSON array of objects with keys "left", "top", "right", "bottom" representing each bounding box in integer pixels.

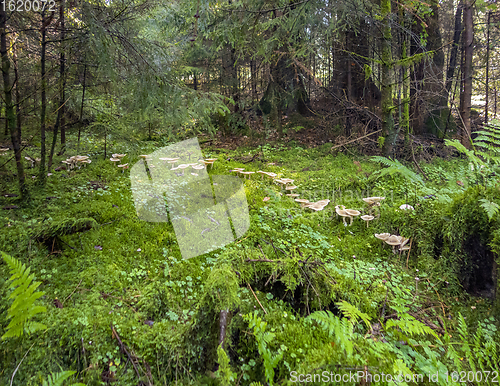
[{"left": 0, "top": 130, "right": 499, "bottom": 386}]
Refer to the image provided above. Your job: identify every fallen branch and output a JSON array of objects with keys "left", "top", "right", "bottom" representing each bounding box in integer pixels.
[
  {"left": 111, "top": 324, "right": 152, "bottom": 385},
  {"left": 247, "top": 283, "right": 267, "bottom": 314},
  {"left": 331, "top": 129, "right": 382, "bottom": 150}
]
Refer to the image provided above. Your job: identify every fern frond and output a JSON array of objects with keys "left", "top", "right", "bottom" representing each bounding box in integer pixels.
[
  {"left": 479, "top": 199, "right": 500, "bottom": 221},
  {"left": 41, "top": 371, "right": 85, "bottom": 386},
  {"left": 308, "top": 310, "right": 355, "bottom": 357},
  {"left": 370, "top": 156, "right": 424, "bottom": 185},
  {"left": 336, "top": 301, "right": 372, "bottom": 330},
  {"left": 1, "top": 252, "right": 47, "bottom": 339},
  {"left": 385, "top": 315, "right": 438, "bottom": 339}
]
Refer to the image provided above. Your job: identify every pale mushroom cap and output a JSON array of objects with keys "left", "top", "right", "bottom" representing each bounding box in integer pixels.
[
  {"left": 205, "top": 158, "right": 217, "bottom": 162},
  {"left": 385, "top": 235, "right": 402, "bottom": 246},
  {"left": 287, "top": 193, "right": 300, "bottom": 197},
  {"left": 399, "top": 237, "right": 410, "bottom": 247},
  {"left": 295, "top": 199, "right": 309, "bottom": 203},
  {"left": 118, "top": 163, "right": 129, "bottom": 168},
  {"left": 168, "top": 160, "right": 178, "bottom": 164},
  {"left": 192, "top": 164, "right": 205, "bottom": 170},
  {"left": 361, "top": 215, "right": 375, "bottom": 221},
  {"left": 285, "top": 185, "right": 297, "bottom": 190},
  {"left": 399, "top": 204, "right": 415, "bottom": 210},
  {"left": 281, "top": 178, "right": 294, "bottom": 184},
  {"left": 363, "top": 197, "right": 385, "bottom": 204},
  {"left": 308, "top": 203, "right": 326, "bottom": 211},
  {"left": 0, "top": 148, "right": 9, "bottom": 152},
  {"left": 335, "top": 205, "right": 349, "bottom": 216},
  {"left": 315, "top": 199, "right": 330, "bottom": 205},
  {"left": 232, "top": 168, "right": 245, "bottom": 171},
  {"left": 82, "top": 159, "right": 92, "bottom": 164},
  {"left": 110, "top": 158, "right": 120, "bottom": 162},
  {"left": 240, "top": 171, "right": 255, "bottom": 175},
  {"left": 399, "top": 245, "right": 411, "bottom": 251},
  {"left": 112, "top": 153, "right": 126, "bottom": 158},
  {"left": 344, "top": 209, "right": 361, "bottom": 216},
  {"left": 257, "top": 171, "right": 267, "bottom": 175},
  {"left": 177, "top": 164, "right": 190, "bottom": 169},
  {"left": 266, "top": 172, "right": 277, "bottom": 178},
  {"left": 375, "top": 233, "right": 391, "bottom": 241},
  {"left": 263, "top": 197, "right": 271, "bottom": 202}
]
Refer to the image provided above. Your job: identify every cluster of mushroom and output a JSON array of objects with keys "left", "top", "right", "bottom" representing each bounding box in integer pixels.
[
  {"left": 110, "top": 154, "right": 127, "bottom": 171},
  {"left": 62, "top": 155, "right": 91, "bottom": 170},
  {"left": 375, "top": 233, "right": 410, "bottom": 254},
  {"left": 24, "top": 156, "right": 41, "bottom": 168},
  {"left": 156, "top": 157, "right": 207, "bottom": 176},
  {"left": 298, "top": 199, "right": 330, "bottom": 211}
]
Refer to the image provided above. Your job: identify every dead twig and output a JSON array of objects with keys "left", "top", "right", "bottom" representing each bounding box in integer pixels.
[
  {"left": 247, "top": 283, "right": 267, "bottom": 314},
  {"left": 331, "top": 129, "right": 382, "bottom": 150}
]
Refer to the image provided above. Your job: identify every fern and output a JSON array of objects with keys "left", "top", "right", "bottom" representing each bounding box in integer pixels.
[
  {"left": 1, "top": 252, "right": 47, "bottom": 339},
  {"left": 307, "top": 310, "right": 355, "bottom": 357},
  {"left": 41, "top": 371, "right": 86, "bottom": 386},
  {"left": 385, "top": 315, "right": 438, "bottom": 339},
  {"left": 336, "top": 300, "right": 372, "bottom": 330},
  {"left": 370, "top": 156, "right": 425, "bottom": 185},
  {"left": 244, "top": 312, "right": 285, "bottom": 386},
  {"left": 479, "top": 198, "right": 500, "bottom": 221}
]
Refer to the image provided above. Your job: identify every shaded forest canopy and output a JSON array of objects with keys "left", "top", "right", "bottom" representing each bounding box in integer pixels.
[{"left": 1, "top": 0, "right": 500, "bottom": 385}]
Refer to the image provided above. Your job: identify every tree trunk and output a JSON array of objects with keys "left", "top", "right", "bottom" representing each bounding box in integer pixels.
[
  {"left": 38, "top": 9, "right": 47, "bottom": 185},
  {"left": 445, "top": 1, "right": 463, "bottom": 100},
  {"left": 381, "top": 0, "right": 395, "bottom": 157},
  {"left": 78, "top": 62, "right": 87, "bottom": 150},
  {"left": 485, "top": 11, "right": 490, "bottom": 124},
  {"left": 49, "top": 0, "right": 66, "bottom": 169},
  {"left": 13, "top": 41, "right": 21, "bottom": 150},
  {"left": 461, "top": 0, "right": 473, "bottom": 148},
  {"left": 1, "top": 7, "right": 28, "bottom": 200}
]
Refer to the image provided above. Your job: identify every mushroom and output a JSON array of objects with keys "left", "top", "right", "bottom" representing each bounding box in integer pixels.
[
  {"left": 263, "top": 197, "right": 271, "bottom": 202},
  {"left": 280, "top": 178, "right": 294, "bottom": 185},
  {"left": 266, "top": 172, "right": 277, "bottom": 180},
  {"left": 110, "top": 157, "right": 121, "bottom": 166},
  {"left": 112, "top": 153, "right": 126, "bottom": 159},
  {"left": 81, "top": 159, "right": 92, "bottom": 167},
  {"left": 363, "top": 197, "right": 385, "bottom": 205},
  {"left": 285, "top": 185, "right": 298, "bottom": 193},
  {"left": 344, "top": 209, "right": 361, "bottom": 226},
  {"left": 295, "top": 198, "right": 310, "bottom": 208},
  {"left": 315, "top": 199, "right": 330, "bottom": 206},
  {"left": 385, "top": 235, "right": 403, "bottom": 254},
  {"left": 399, "top": 204, "right": 415, "bottom": 210},
  {"left": 192, "top": 164, "right": 205, "bottom": 171},
  {"left": 275, "top": 179, "right": 288, "bottom": 190},
  {"left": 257, "top": 171, "right": 267, "bottom": 180},
  {"left": 117, "top": 163, "right": 129, "bottom": 172},
  {"left": 201, "top": 159, "right": 216, "bottom": 170},
  {"left": 168, "top": 160, "right": 178, "bottom": 169},
  {"left": 375, "top": 233, "right": 391, "bottom": 241},
  {"left": 25, "top": 156, "right": 35, "bottom": 168},
  {"left": 335, "top": 205, "right": 351, "bottom": 226},
  {"left": 240, "top": 171, "right": 255, "bottom": 179},
  {"left": 176, "top": 164, "right": 190, "bottom": 176},
  {"left": 360, "top": 214, "right": 375, "bottom": 227},
  {"left": 307, "top": 202, "right": 327, "bottom": 211},
  {"left": 286, "top": 193, "right": 300, "bottom": 198}
]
